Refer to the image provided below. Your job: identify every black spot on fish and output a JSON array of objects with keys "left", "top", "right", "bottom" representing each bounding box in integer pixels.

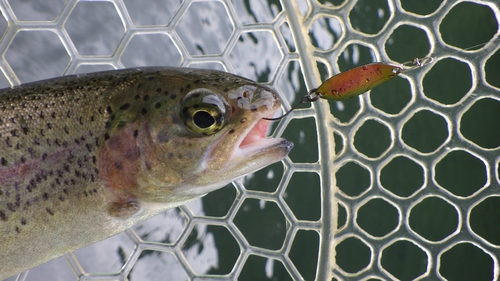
[
  {"left": 224, "top": 88, "right": 229, "bottom": 92},
  {"left": 135, "top": 94, "right": 140, "bottom": 100},
  {"left": 170, "top": 94, "right": 177, "bottom": 99},
  {"left": 155, "top": 102, "right": 161, "bottom": 109},
  {"left": 1, "top": 157, "right": 6, "bottom": 166},
  {"left": 168, "top": 152, "right": 174, "bottom": 159},
  {"left": 46, "top": 208, "right": 54, "bottom": 216},
  {"left": 229, "top": 129, "right": 235, "bottom": 134},
  {"left": 194, "top": 79, "right": 200, "bottom": 84},
  {"left": 51, "top": 112, "right": 56, "bottom": 118},
  {"left": 133, "top": 130, "right": 139, "bottom": 138},
  {"left": 22, "top": 127, "right": 29, "bottom": 134},
  {"left": 186, "top": 84, "right": 191, "bottom": 89},
  {"left": 43, "top": 193, "right": 49, "bottom": 200},
  {"left": 106, "top": 106, "right": 113, "bottom": 114},
  {"left": 104, "top": 133, "right": 110, "bottom": 140},
  {"left": 0, "top": 211, "right": 6, "bottom": 221},
  {"left": 20, "top": 218, "right": 26, "bottom": 225},
  {"left": 156, "top": 88, "right": 162, "bottom": 93},
  {"left": 5, "top": 137, "right": 12, "bottom": 147},
  {"left": 143, "top": 95, "right": 150, "bottom": 101},
  {"left": 145, "top": 162, "right": 151, "bottom": 170},
  {"left": 119, "top": 103, "right": 130, "bottom": 110},
  {"left": 7, "top": 203, "right": 15, "bottom": 211},
  {"left": 141, "top": 108, "right": 147, "bottom": 115},
  {"left": 137, "top": 83, "right": 143, "bottom": 88},
  {"left": 47, "top": 123, "right": 52, "bottom": 129}
]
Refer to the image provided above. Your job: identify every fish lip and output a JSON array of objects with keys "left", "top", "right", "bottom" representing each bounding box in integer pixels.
[{"left": 235, "top": 136, "right": 293, "bottom": 158}]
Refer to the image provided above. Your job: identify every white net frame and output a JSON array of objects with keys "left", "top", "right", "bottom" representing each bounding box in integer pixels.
[{"left": 1, "top": 0, "right": 499, "bottom": 280}]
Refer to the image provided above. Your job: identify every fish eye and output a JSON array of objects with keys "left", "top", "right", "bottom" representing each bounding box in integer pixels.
[{"left": 180, "top": 89, "right": 230, "bottom": 136}]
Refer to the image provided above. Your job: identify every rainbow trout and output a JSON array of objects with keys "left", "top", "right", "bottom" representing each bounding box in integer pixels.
[{"left": 0, "top": 67, "right": 292, "bottom": 278}]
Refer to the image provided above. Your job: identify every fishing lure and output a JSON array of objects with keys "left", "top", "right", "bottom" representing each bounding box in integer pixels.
[{"left": 265, "top": 57, "right": 433, "bottom": 120}]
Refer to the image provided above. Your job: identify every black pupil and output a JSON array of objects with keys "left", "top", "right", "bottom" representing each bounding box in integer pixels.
[{"left": 193, "top": 111, "right": 215, "bottom": 129}]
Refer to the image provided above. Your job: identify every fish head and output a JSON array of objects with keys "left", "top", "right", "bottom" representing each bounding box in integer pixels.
[{"left": 124, "top": 68, "right": 293, "bottom": 201}]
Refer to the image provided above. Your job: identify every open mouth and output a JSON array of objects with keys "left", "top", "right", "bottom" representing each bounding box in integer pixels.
[
  {"left": 233, "top": 116, "right": 290, "bottom": 159},
  {"left": 239, "top": 118, "right": 271, "bottom": 147}
]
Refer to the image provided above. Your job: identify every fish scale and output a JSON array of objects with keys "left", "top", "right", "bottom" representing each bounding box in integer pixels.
[
  {"left": 0, "top": 67, "right": 292, "bottom": 278},
  {"left": 0, "top": 75, "right": 109, "bottom": 214}
]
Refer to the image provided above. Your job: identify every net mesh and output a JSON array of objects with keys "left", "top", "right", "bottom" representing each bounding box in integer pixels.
[{"left": 2, "top": 0, "right": 500, "bottom": 280}]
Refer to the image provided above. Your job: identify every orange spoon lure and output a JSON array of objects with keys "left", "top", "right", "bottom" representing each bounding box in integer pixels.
[
  {"left": 265, "top": 57, "right": 433, "bottom": 120},
  {"left": 316, "top": 62, "right": 402, "bottom": 101}
]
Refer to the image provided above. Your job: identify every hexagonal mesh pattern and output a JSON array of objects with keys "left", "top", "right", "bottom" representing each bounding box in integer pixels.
[{"left": 1, "top": 0, "right": 499, "bottom": 280}]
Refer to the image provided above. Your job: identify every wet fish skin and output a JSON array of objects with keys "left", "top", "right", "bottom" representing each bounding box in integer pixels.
[{"left": 0, "top": 67, "right": 292, "bottom": 278}]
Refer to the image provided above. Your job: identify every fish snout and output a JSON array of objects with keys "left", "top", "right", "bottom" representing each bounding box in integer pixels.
[{"left": 229, "top": 84, "right": 281, "bottom": 115}]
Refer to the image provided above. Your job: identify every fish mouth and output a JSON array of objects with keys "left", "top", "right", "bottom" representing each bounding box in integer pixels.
[{"left": 231, "top": 116, "right": 293, "bottom": 160}]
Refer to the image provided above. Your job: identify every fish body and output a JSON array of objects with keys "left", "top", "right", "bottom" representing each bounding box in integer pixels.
[{"left": 0, "top": 67, "right": 292, "bottom": 278}]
